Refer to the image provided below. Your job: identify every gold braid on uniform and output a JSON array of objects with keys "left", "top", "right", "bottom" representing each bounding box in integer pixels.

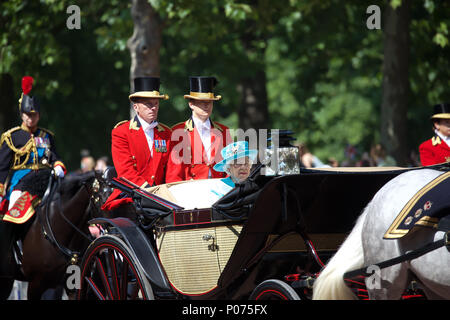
[{"left": 0, "top": 128, "right": 40, "bottom": 170}]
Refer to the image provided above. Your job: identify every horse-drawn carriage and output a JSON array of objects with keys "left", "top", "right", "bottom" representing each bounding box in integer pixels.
[
  {"left": 74, "top": 159, "right": 450, "bottom": 300},
  {"left": 2, "top": 149, "right": 448, "bottom": 300}
]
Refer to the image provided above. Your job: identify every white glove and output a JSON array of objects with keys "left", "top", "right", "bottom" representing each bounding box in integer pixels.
[
  {"left": 54, "top": 165, "right": 65, "bottom": 178},
  {"left": 0, "top": 196, "right": 3, "bottom": 203}
]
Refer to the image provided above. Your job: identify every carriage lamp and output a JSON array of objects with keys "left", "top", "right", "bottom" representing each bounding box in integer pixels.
[{"left": 262, "top": 130, "right": 300, "bottom": 176}]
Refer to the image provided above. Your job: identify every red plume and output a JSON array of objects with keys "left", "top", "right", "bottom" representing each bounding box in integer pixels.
[{"left": 22, "top": 76, "right": 34, "bottom": 95}]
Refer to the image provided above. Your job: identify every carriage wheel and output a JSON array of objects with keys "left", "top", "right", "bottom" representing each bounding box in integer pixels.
[
  {"left": 77, "top": 235, "right": 153, "bottom": 300},
  {"left": 249, "top": 279, "right": 301, "bottom": 300}
]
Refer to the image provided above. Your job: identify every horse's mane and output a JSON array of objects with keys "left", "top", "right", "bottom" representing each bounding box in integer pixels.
[
  {"left": 18, "top": 169, "right": 95, "bottom": 199},
  {"left": 59, "top": 171, "right": 96, "bottom": 197}
]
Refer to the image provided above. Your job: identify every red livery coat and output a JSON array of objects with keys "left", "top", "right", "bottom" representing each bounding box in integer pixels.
[
  {"left": 102, "top": 116, "right": 172, "bottom": 210},
  {"left": 166, "top": 118, "right": 231, "bottom": 182},
  {"left": 419, "top": 135, "right": 450, "bottom": 166}
]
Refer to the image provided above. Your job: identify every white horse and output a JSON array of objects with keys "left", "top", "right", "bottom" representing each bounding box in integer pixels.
[{"left": 312, "top": 168, "right": 450, "bottom": 300}]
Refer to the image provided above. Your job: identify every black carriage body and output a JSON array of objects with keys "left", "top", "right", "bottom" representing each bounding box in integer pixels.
[
  {"left": 210, "top": 168, "right": 409, "bottom": 299},
  {"left": 83, "top": 166, "right": 418, "bottom": 300}
]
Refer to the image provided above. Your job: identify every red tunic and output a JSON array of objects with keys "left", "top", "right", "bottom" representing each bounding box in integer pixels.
[
  {"left": 102, "top": 117, "right": 172, "bottom": 210},
  {"left": 166, "top": 118, "right": 231, "bottom": 182},
  {"left": 419, "top": 135, "right": 450, "bottom": 166}
]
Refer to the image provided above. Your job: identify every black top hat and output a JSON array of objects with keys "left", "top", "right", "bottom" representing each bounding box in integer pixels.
[
  {"left": 431, "top": 103, "right": 450, "bottom": 120},
  {"left": 19, "top": 76, "right": 40, "bottom": 113},
  {"left": 129, "top": 76, "right": 168, "bottom": 101},
  {"left": 184, "top": 76, "right": 221, "bottom": 101}
]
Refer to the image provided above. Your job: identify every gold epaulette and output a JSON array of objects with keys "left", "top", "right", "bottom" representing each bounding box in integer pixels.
[
  {"left": 0, "top": 126, "right": 21, "bottom": 147},
  {"left": 129, "top": 118, "right": 140, "bottom": 131},
  {"left": 114, "top": 120, "right": 129, "bottom": 129},
  {"left": 156, "top": 122, "right": 171, "bottom": 132},
  {"left": 184, "top": 118, "right": 194, "bottom": 132},
  {"left": 432, "top": 136, "right": 441, "bottom": 146}
]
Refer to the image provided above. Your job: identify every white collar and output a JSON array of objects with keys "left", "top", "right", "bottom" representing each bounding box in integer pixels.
[
  {"left": 435, "top": 129, "right": 450, "bottom": 146},
  {"left": 192, "top": 116, "right": 211, "bottom": 130},
  {"left": 137, "top": 115, "right": 158, "bottom": 132}
]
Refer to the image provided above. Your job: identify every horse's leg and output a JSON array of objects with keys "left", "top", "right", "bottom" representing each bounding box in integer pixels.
[
  {"left": 22, "top": 219, "right": 64, "bottom": 300},
  {"left": 408, "top": 230, "right": 450, "bottom": 299},
  {"left": 27, "top": 277, "right": 47, "bottom": 300},
  {"left": 363, "top": 218, "right": 411, "bottom": 299},
  {"left": 0, "top": 278, "right": 14, "bottom": 300},
  {"left": 360, "top": 171, "right": 434, "bottom": 300},
  {"left": 365, "top": 263, "right": 411, "bottom": 300}
]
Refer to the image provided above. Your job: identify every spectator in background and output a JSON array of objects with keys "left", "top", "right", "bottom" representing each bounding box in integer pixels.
[
  {"left": 80, "top": 155, "right": 95, "bottom": 173},
  {"left": 357, "top": 152, "right": 374, "bottom": 167},
  {"left": 328, "top": 157, "right": 339, "bottom": 167},
  {"left": 370, "top": 143, "right": 396, "bottom": 167},
  {"left": 68, "top": 150, "right": 96, "bottom": 177},
  {"left": 407, "top": 150, "right": 421, "bottom": 167},
  {"left": 298, "top": 143, "right": 330, "bottom": 168},
  {"left": 341, "top": 144, "right": 358, "bottom": 167},
  {"left": 95, "top": 156, "right": 110, "bottom": 172}
]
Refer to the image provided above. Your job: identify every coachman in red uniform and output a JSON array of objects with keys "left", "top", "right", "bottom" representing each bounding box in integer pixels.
[
  {"left": 166, "top": 76, "right": 231, "bottom": 182},
  {"left": 419, "top": 103, "right": 450, "bottom": 166},
  {"left": 102, "top": 77, "right": 172, "bottom": 211}
]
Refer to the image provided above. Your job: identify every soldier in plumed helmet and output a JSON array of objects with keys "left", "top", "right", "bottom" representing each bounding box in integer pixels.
[{"left": 0, "top": 76, "right": 66, "bottom": 278}]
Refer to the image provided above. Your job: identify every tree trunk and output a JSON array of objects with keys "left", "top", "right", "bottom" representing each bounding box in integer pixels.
[
  {"left": 380, "top": 0, "right": 411, "bottom": 166},
  {"left": 237, "top": 69, "right": 269, "bottom": 130},
  {"left": 127, "top": 0, "right": 162, "bottom": 117},
  {"left": 238, "top": 33, "right": 269, "bottom": 130}
]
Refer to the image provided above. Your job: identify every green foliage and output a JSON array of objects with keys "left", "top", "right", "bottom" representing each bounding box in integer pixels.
[{"left": 1, "top": 0, "right": 449, "bottom": 169}]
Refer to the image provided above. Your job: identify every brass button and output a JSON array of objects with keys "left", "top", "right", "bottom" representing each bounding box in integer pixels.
[{"left": 151, "top": 175, "right": 155, "bottom": 180}]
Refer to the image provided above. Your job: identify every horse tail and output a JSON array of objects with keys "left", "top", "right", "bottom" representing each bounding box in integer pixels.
[{"left": 312, "top": 207, "right": 368, "bottom": 300}]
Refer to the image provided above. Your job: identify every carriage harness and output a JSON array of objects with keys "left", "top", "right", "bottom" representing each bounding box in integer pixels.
[
  {"left": 344, "top": 218, "right": 450, "bottom": 279},
  {"left": 36, "top": 171, "right": 94, "bottom": 265}
]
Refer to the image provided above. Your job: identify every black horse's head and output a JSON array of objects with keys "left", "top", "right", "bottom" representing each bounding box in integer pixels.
[{"left": 87, "top": 167, "right": 116, "bottom": 218}]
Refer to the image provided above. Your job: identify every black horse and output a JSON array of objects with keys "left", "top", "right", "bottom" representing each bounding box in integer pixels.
[{"left": 0, "top": 169, "right": 100, "bottom": 300}]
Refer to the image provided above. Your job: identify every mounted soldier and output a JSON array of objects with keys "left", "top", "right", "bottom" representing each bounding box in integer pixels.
[
  {"left": 166, "top": 76, "right": 231, "bottom": 182},
  {"left": 0, "top": 76, "right": 66, "bottom": 281}
]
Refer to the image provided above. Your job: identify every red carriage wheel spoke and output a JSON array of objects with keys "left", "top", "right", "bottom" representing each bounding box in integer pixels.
[
  {"left": 77, "top": 236, "right": 153, "bottom": 300},
  {"left": 120, "top": 259, "right": 129, "bottom": 300},
  {"left": 95, "top": 256, "right": 114, "bottom": 299},
  {"left": 106, "top": 248, "right": 121, "bottom": 300},
  {"left": 85, "top": 276, "right": 106, "bottom": 300}
]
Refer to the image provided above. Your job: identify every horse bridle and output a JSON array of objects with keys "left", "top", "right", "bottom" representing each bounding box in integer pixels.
[{"left": 38, "top": 171, "right": 94, "bottom": 261}]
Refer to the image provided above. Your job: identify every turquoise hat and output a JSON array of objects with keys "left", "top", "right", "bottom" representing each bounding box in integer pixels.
[{"left": 214, "top": 141, "right": 258, "bottom": 173}]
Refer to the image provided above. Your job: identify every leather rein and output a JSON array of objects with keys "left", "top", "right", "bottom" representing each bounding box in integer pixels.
[{"left": 37, "top": 171, "right": 94, "bottom": 260}]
